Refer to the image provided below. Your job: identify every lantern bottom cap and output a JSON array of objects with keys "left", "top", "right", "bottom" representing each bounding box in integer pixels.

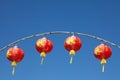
[{"left": 12, "top": 61, "right": 17, "bottom": 66}]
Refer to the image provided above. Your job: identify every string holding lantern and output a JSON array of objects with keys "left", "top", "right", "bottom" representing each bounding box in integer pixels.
[
  {"left": 35, "top": 37, "right": 53, "bottom": 64},
  {"left": 6, "top": 46, "right": 24, "bottom": 75},
  {"left": 94, "top": 44, "right": 112, "bottom": 72},
  {"left": 64, "top": 35, "right": 82, "bottom": 64}
]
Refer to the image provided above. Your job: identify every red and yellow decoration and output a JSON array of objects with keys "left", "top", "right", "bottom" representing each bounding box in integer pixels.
[
  {"left": 35, "top": 37, "right": 53, "bottom": 64},
  {"left": 6, "top": 46, "right": 24, "bottom": 75},
  {"left": 94, "top": 44, "right": 112, "bottom": 72},
  {"left": 64, "top": 35, "right": 82, "bottom": 64}
]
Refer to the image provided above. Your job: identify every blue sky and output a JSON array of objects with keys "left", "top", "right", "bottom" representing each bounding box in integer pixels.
[{"left": 0, "top": 0, "right": 120, "bottom": 80}]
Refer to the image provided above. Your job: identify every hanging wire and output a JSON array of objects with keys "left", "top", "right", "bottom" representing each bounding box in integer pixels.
[{"left": 0, "top": 31, "right": 120, "bottom": 53}]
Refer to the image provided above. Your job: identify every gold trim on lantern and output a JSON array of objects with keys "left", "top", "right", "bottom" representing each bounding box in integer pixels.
[
  {"left": 94, "top": 49, "right": 102, "bottom": 55},
  {"left": 66, "top": 38, "right": 75, "bottom": 45},
  {"left": 69, "top": 50, "right": 76, "bottom": 56},
  {"left": 37, "top": 40, "right": 44, "bottom": 47},
  {"left": 11, "top": 61, "right": 17, "bottom": 67},
  {"left": 6, "top": 51, "right": 11, "bottom": 57},
  {"left": 101, "top": 58, "right": 107, "bottom": 64},
  {"left": 40, "top": 52, "right": 46, "bottom": 58}
]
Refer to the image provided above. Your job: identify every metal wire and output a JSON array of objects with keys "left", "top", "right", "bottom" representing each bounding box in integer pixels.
[{"left": 0, "top": 31, "right": 120, "bottom": 53}]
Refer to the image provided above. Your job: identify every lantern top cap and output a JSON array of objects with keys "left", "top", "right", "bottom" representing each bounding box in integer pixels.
[
  {"left": 13, "top": 46, "right": 18, "bottom": 48},
  {"left": 100, "top": 43, "right": 108, "bottom": 46}
]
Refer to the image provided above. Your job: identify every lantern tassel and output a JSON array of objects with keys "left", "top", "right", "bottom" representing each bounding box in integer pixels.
[
  {"left": 102, "top": 64, "right": 105, "bottom": 72},
  {"left": 41, "top": 57, "right": 44, "bottom": 64},
  {"left": 101, "top": 58, "right": 106, "bottom": 72},
  {"left": 11, "top": 61, "right": 17, "bottom": 75},
  {"left": 69, "top": 50, "right": 76, "bottom": 64},
  {"left": 40, "top": 52, "right": 46, "bottom": 64},
  {"left": 70, "top": 56, "right": 73, "bottom": 64},
  {"left": 12, "top": 67, "right": 15, "bottom": 76}
]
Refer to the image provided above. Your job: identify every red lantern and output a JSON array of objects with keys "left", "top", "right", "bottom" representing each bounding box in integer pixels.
[
  {"left": 64, "top": 35, "right": 82, "bottom": 64},
  {"left": 94, "top": 44, "right": 112, "bottom": 72},
  {"left": 6, "top": 46, "right": 24, "bottom": 75},
  {"left": 35, "top": 37, "right": 53, "bottom": 64}
]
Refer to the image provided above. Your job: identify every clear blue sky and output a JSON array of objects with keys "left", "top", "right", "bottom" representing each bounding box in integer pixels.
[{"left": 0, "top": 0, "right": 120, "bottom": 80}]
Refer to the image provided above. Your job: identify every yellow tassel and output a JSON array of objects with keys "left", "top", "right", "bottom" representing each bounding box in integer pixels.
[
  {"left": 11, "top": 61, "right": 17, "bottom": 75},
  {"left": 12, "top": 67, "right": 15, "bottom": 76},
  {"left": 100, "top": 58, "right": 107, "bottom": 72},
  {"left": 40, "top": 52, "right": 46, "bottom": 64},
  {"left": 69, "top": 50, "right": 76, "bottom": 64}
]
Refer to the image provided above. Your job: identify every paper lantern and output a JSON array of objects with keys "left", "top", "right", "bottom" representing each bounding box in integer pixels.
[
  {"left": 94, "top": 44, "right": 112, "bottom": 72},
  {"left": 35, "top": 37, "right": 53, "bottom": 64},
  {"left": 6, "top": 46, "right": 24, "bottom": 75},
  {"left": 64, "top": 35, "right": 82, "bottom": 64}
]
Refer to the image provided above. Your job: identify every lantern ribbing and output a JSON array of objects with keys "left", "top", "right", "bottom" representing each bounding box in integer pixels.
[{"left": 0, "top": 31, "right": 120, "bottom": 53}]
